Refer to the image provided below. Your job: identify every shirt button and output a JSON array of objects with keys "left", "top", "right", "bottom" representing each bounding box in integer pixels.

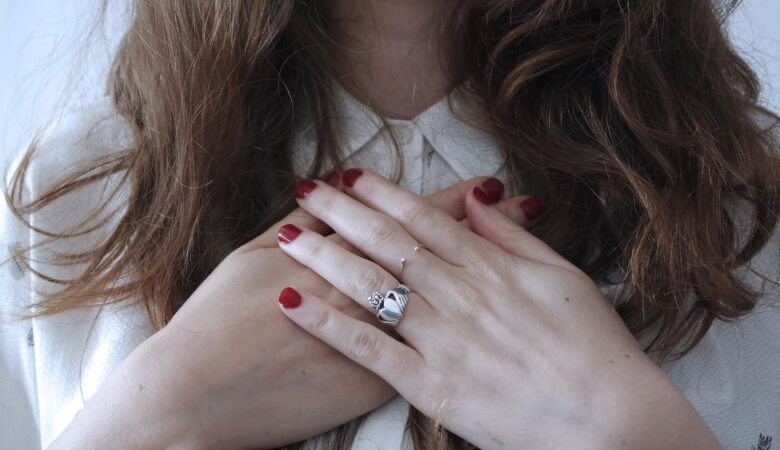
[{"left": 7, "top": 243, "right": 25, "bottom": 280}]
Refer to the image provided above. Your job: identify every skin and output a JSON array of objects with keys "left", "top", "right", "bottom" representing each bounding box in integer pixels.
[
  {"left": 52, "top": 1, "right": 721, "bottom": 448},
  {"left": 49, "top": 177, "right": 536, "bottom": 449},
  {"left": 277, "top": 170, "right": 722, "bottom": 450},
  {"left": 330, "top": 0, "right": 452, "bottom": 119}
]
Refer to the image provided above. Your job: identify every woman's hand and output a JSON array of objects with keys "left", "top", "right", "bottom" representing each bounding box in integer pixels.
[
  {"left": 275, "top": 169, "right": 722, "bottom": 450},
  {"left": 50, "top": 174, "right": 534, "bottom": 450}
]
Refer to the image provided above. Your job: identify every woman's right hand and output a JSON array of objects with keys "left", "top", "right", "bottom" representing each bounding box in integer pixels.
[{"left": 50, "top": 176, "right": 534, "bottom": 450}]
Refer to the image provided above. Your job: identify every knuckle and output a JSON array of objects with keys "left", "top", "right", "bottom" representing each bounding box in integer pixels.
[
  {"left": 300, "top": 236, "right": 326, "bottom": 261},
  {"left": 352, "top": 265, "right": 387, "bottom": 294},
  {"left": 360, "top": 178, "right": 381, "bottom": 199},
  {"left": 308, "top": 308, "right": 332, "bottom": 334},
  {"left": 396, "top": 199, "right": 428, "bottom": 226},
  {"left": 363, "top": 216, "right": 399, "bottom": 247},
  {"left": 316, "top": 189, "right": 339, "bottom": 214},
  {"left": 349, "top": 327, "right": 382, "bottom": 363},
  {"left": 472, "top": 254, "right": 505, "bottom": 283}
]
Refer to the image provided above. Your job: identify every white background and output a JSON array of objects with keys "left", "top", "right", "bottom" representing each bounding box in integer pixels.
[{"left": 1, "top": 0, "right": 779, "bottom": 166}]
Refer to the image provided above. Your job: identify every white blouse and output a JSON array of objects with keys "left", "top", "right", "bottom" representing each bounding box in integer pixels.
[{"left": 1, "top": 85, "right": 779, "bottom": 450}]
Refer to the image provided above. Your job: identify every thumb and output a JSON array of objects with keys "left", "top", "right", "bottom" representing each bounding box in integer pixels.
[
  {"left": 424, "top": 176, "right": 494, "bottom": 220},
  {"left": 465, "top": 188, "right": 553, "bottom": 262},
  {"left": 458, "top": 194, "right": 534, "bottom": 230}
]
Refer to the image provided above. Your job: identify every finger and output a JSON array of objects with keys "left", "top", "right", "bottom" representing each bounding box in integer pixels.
[
  {"left": 292, "top": 178, "right": 454, "bottom": 281},
  {"left": 423, "top": 177, "right": 495, "bottom": 220},
  {"left": 465, "top": 190, "right": 579, "bottom": 271},
  {"left": 240, "top": 208, "right": 328, "bottom": 252},
  {"left": 340, "top": 169, "right": 493, "bottom": 265},
  {"left": 327, "top": 232, "right": 360, "bottom": 254},
  {"left": 238, "top": 171, "right": 342, "bottom": 251},
  {"left": 457, "top": 195, "right": 537, "bottom": 230},
  {"left": 329, "top": 178, "right": 500, "bottom": 252},
  {"left": 245, "top": 176, "right": 510, "bottom": 253},
  {"left": 277, "top": 287, "right": 424, "bottom": 396},
  {"left": 277, "top": 224, "right": 438, "bottom": 340}
]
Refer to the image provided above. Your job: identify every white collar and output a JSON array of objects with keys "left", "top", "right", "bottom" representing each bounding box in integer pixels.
[{"left": 293, "top": 81, "right": 505, "bottom": 179}]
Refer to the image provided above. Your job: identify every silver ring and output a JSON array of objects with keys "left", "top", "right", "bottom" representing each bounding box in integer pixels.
[
  {"left": 400, "top": 245, "right": 425, "bottom": 277},
  {"left": 367, "top": 284, "right": 412, "bottom": 327}
]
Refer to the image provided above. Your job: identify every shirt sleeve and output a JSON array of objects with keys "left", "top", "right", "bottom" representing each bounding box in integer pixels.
[
  {"left": 0, "top": 150, "right": 42, "bottom": 449},
  {"left": 1, "top": 100, "right": 155, "bottom": 448}
]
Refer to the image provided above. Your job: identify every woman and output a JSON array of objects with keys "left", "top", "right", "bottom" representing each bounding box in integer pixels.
[{"left": 2, "top": 0, "right": 778, "bottom": 449}]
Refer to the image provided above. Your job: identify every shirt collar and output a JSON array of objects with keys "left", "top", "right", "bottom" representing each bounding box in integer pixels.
[{"left": 293, "top": 81, "right": 505, "bottom": 180}]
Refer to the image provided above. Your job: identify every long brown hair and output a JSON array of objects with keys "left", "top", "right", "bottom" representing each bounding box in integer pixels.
[{"left": 6, "top": 0, "right": 780, "bottom": 448}]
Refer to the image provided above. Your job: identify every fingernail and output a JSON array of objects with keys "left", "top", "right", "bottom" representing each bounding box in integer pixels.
[
  {"left": 324, "top": 170, "right": 341, "bottom": 187},
  {"left": 278, "top": 224, "right": 303, "bottom": 244},
  {"left": 473, "top": 178, "right": 504, "bottom": 205},
  {"left": 342, "top": 168, "right": 364, "bottom": 187},
  {"left": 279, "top": 287, "right": 302, "bottom": 309},
  {"left": 295, "top": 179, "right": 317, "bottom": 199},
  {"left": 483, "top": 178, "right": 505, "bottom": 200},
  {"left": 520, "top": 197, "right": 545, "bottom": 220}
]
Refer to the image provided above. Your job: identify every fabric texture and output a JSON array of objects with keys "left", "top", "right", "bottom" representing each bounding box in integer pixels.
[{"left": 1, "top": 85, "right": 778, "bottom": 450}]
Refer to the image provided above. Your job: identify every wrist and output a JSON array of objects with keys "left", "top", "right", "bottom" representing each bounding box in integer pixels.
[
  {"left": 50, "top": 332, "right": 209, "bottom": 450},
  {"left": 584, "top": 358, "right": 720, "bottom": 450},
  {"left": 119, "top": 331, "right": 215, "bottom": 450}
]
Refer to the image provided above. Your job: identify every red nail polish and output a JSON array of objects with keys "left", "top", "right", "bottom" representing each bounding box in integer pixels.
[
  {"left": 473, "top": 187, "right": 493, "bottom": 205},
  {"left": 481, "top": 178, "right": 504, "bottom": 202},
  {"left": 295, "top": 179, "right": 317, "bottom": 199},
  {"left": 324, "top": 170, "right": 341, "bottom": 187},
  {"left": 474, "top": 180, "right": 504, "bottom": 206},
  {"left": 279, "top": 287, "right": 302, "bottom": 309},
  {"left": 520, "top": 197, "right": 545, "bottom": 220},
  {"left": 342, "top": 168, "right": 363, "bottom": 187},
  {"left": 278, "top": 224, "right": 303, "bottom": 244}
]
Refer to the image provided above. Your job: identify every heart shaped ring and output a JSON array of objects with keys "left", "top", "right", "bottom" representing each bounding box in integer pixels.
[{"left": 367, "top": 284, "right": 412, "bottom": 327}]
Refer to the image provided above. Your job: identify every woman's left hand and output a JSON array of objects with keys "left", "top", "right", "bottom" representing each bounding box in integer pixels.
[{"left": 275, "top": 169, "right": 720, "bottom": 450}]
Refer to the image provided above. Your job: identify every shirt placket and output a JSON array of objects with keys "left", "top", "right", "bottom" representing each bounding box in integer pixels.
[{"left": 391, "top": 121, "right": 425, "bottom": 195}]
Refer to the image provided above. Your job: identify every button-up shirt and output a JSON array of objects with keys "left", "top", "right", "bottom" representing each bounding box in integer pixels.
[
  {"left": 1, "top": 86, "right": 779, "bottom": 450},
  {"left": 291, "top": 83, "right": 505, "bottom": 195}
]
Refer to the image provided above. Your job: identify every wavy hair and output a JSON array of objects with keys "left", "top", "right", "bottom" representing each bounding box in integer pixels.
[{"left": 6, "top": 0, "right": 780, "bottom": 448}]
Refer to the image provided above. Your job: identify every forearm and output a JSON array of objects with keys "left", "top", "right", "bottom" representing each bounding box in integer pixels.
[
  {"left": 49, "top": 335, "right": 205, "bottom": 450},
  {"left": 586, "top": 363, "right": 721, "bottom": 450}
]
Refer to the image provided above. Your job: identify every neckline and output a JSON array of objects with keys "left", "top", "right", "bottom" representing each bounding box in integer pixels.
[{"left": 334, "top": 80, "right": 456, "bottom": 124}]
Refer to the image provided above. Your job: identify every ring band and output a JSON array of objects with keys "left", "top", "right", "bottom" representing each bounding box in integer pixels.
[
  {"left": 400, "top": 245, "right": 425, "bottom": 278},
  {"left": 368, "top": 284, "right": 412, "bottom": 327}
]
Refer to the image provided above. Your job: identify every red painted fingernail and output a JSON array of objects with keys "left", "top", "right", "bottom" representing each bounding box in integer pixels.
[
  {"left": 295, "top": 179, "right": 317, "bottom": 199},
  {"left": 473, "top": 187, "right": 492, "bottom": 205},
  {"left": 342, "top": 168, "right": 364, "bottom": 187},
  {"left": 324, "top": 170, "right": 341, "bottom": 187},
  {"left": 279, "top": 287, "right": 302, "bottom": 309},
  {"left": 482, "top": 178, "right": 504, "bottom": 201},
  {"left": 473, "top": 178, "right": 504, "bottom": 205},
  {"left": 520, "top": 197, "right": 545, "bottom": 220},
  {"left": 278, "top": 224, "right": 303, "bottom": 244}
]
